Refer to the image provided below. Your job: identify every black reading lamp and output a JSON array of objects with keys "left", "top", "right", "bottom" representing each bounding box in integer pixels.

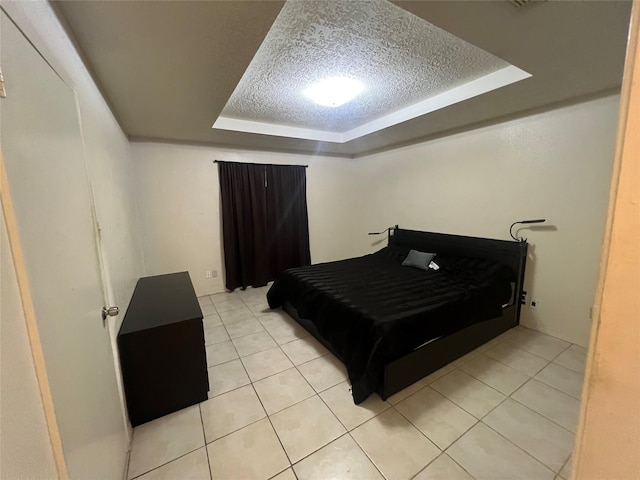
[
  {"left": 510, "top": 219, "right": 546, "bottom": 242},
  {"left": 368, "top": 225, "right": 398, "bottom": 242}
]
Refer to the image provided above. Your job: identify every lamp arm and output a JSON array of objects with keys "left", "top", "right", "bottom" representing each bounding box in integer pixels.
[
  {"left": 510, "top": 219, "right": 546, "bottom": 242},
  {"left": 519, "top": 219, "right": 546, "bottom": 224},
  {"left": 368, "top": 225, "right": 398, "bottom": 236}
]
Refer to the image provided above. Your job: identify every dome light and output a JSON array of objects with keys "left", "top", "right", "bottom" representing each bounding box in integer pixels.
[{"left": 303, "top": 77, "right": 364, "bottom": 107}]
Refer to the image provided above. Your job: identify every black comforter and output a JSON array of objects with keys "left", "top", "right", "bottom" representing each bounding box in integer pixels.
[{"left": 267, "top": 246, "right": 514, "bottom": 403}]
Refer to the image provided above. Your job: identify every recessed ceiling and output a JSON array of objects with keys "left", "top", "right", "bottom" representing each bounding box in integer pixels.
[
  {"left": 214, "top": 0, "right": 530, "bottom": 144},
  {"left": 52, "top": 0, "right": 632, "bottom": 157}
]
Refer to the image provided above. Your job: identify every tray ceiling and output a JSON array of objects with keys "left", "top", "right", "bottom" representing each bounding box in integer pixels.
[
  {"left": 52, "top": 0, "right": 632, "bottom": 157},
  {"left": 215, "top": 0, "right": 529, "bottom": 143}
]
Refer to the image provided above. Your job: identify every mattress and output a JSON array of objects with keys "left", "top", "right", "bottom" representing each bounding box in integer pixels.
[{"left": 267, "top": 246, "right": 514, "bottom": 403}]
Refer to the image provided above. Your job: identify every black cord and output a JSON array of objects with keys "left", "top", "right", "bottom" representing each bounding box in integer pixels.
[{"left": 509, "top": 222, "right": 521, "bottom": 241}]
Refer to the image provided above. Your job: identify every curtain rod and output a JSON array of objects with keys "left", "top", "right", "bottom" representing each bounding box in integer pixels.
[{"left": 213, "top": 160, "right": 308, "bottom": 168}]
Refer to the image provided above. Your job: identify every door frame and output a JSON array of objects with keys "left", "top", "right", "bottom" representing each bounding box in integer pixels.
[
  {"left": 72, "top": 86, "right": 133, "bottom": 443},
  {"left": 573, "top": 1, "right": 640, "bottom": 477}
]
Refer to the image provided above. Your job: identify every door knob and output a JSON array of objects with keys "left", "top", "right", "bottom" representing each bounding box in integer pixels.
[{"left": 102, "top": 306, "right": 119, "bottom": 321}]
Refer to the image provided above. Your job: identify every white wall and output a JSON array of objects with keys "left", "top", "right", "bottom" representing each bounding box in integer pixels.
[
  {"left": 0, "top": 207, "right": 57, "bottom": 479},
  {"left": 1, "top": 0, "right": 145, "bottom": 462},
  {"left": 1, "top": 0, "right": 145, "bottom": 335},
  {"left": 352, "top": 95, "right": 620, "bottom": 346},
  {"left": 131, "top": 97, "right": 617, "bottom": 346},
  {"left": 131, "top": 143, "right": 361, "bottom": 295}
]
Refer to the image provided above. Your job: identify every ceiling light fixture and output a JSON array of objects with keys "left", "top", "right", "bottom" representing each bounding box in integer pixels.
[{"left": 303, "top": 77, "right": 364, "bottom": 107}]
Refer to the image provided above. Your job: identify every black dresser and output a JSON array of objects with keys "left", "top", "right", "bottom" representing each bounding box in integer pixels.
[{"left": 118, "top": 272, "right": 209, "bottom": 426}]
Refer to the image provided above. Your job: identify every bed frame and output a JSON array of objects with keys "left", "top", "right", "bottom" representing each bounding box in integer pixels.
[{"left": 283, "top": 227, "right": 528, "bottom": 400}]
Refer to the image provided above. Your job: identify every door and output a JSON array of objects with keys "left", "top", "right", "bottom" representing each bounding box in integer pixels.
[{"left": 0, "top": 11, "right": 128, "bottom": 479}]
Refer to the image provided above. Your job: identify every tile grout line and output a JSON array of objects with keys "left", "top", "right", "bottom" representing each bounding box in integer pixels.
[
  {"left": 413, "top": 359, "right": 574, "bottom": 474},
  {"left": 201, "top": 411, "right": 265, "bottom": 446},
  {"left": 229, "top": 315, "right": 385, "bottom": 477},
  {"left": 202, "top": 296, "right": 578, "bottom": 478},
  {"left": 503, "top": 338, "right": 572, "bottom": 364},
  {"left": 289, "top": 431, "right": 354, "bottom": 474},
  {"left": 129, "top": 444, "right": 205, "bottom": 480},
  {"left": 479, "top": 419, "right": 568, "bottom": 475},
  {"left": 532, "top": 364, "right": 585, "bottom": 401},
  {"left": 388, "top": 402, "right": 445, "bottom": 451},
  {"left": 482, "top": 343, "right": 553, "bottom": 376},
  {"left": 430, "top": 369, "right": 508, "bottom": 419},
  {"left": 346, "top": 401, "right": 446, "bottom": 479},
  {"left": 496, "top": 342, "right": 585, "bottom": 399},
  {"left": 346, "top": 431, "right": 388, "bottom": 480},
  {"left": 229, "top": 318, "right": 387, "bottom": 476},
  {"left": 550, "top": 355, "right": 587, "bottom": 375},
  {"left": 392, "top": 383, "right": 480, "bottom": 455},
  {"left": 348, "top": 424, "right": 404, "bottom": 480},
  {"left": 206, "top": 312, "right": 299, "bottom": 477},
  {"left": 445, "top": 338, "right": 579, "bottom": 404},
  {"left": 260, "top": 367, "right": 316, "bottom": 416},
  {"left": 247, "top": 380, "right": 296, "bottom": 476},
  {"left": 508, "top": 383, "right": 578, "bottom": 436},
  {"left": 435, "top": 366, "right": 573, "bottom": 475},
  {"left": 197, "top": 404, "right": 213, "bottom": 480},
  {"left": 558, "top": 454, "right": 572, "bottom": 479},
  {"left": 409, "top": 451, "right": 476, "bottom": 480},
  {"left": 456, "top": 359, "right": 532, "bottom": 397}
]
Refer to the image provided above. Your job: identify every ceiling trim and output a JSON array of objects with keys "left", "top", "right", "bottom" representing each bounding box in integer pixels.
[
  {"left": 132, "top": 88, "right": 621, "bottom": 160},
  {"left": 127, "top": 136, "right": 356, "bottom": 159},
  {"left": 212, "top": 117, "right": 342, "bottom": 143},
  {"left": 213, "top": 65, "right": 530, "bottom": 143},
  {"left": 351, "top": 87, "right": 622, "bottom": 159},
  {"left": 341, "top": 65, "right": 531, "bottom": 142}
]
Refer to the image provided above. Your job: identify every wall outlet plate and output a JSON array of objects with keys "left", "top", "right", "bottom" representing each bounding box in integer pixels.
[
  {"left": 531, "top": 299, "right": 539, "bottom": 309},
  {"left": 205, "top": 270, "right": 212, "bottom": 278}
]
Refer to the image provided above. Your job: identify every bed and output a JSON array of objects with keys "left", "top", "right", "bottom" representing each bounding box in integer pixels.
[{"left": 267, "top": 227, "right": 528, "bottom": 404}]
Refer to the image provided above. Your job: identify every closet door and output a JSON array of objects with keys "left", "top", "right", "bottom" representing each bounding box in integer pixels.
[{"left": 0, "top": 11, "right": 127, "bottom": 479}]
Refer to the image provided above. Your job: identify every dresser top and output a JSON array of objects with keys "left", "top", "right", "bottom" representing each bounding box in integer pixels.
[{"left": 119, "top": 272, "right": 202, "bottom": 335}]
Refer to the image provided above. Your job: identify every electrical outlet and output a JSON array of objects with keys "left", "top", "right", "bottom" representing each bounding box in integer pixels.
[
  {"left": 531, "top": 299, "right": 539, "bottom": 309},
  {"left": 205, "top": 270, "right": 212, "bottom": 279},
  {"left": 212, "top": 270, "right": 218, "bottom": 278}
]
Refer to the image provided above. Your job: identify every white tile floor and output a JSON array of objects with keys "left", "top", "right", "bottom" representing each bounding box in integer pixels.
[{"left": 126, "top": 287, "right": 586, "bottom": 480}]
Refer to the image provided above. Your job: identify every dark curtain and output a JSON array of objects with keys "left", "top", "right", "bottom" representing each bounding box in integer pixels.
[
  {"left": 218, "top": 161, "right": 311, "bottom": 290},
  {"left": 265, "top": 164, "right": 311, "bottom": 278}
]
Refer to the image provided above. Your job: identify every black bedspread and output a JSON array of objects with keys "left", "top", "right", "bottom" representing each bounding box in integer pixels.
[{"left": 267, "top": 246, "right": 514, "bottom": 403}]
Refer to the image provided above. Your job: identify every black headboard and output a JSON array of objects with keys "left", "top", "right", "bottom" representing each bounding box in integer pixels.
[
  {"left": 389, "top": 228, "right": 525, "bottom": 275},
  {"left": 389, "top": 227, "right": 528, "bottom": 315}
]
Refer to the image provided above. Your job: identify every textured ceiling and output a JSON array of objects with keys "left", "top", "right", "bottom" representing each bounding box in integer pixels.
[
  {"left": 219, "top": 0, "right": 515, "bottom": 137},
  {"left": 52, "top": 0, "right": 632, "bottom": 157}
]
